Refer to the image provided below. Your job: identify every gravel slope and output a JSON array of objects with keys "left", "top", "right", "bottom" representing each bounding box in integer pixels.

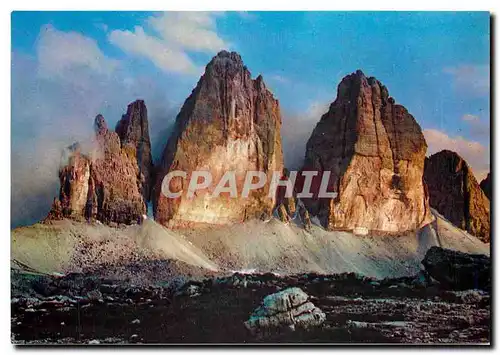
[{"left": 11, "top": 210, "right": 489, "bottom": 279}]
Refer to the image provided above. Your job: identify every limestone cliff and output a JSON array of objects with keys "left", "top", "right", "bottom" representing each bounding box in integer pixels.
[
  {"left": 301, "top": 70, "right": 432, "bottom": 233},
  {"left": 115, "top": 100, "right": 154, "bottom": 202},
  {"left": 47, "top": 102, "right": 153, "bottom": 225},
  {"left": 154, "top": 51, "right": 284, "bottom": 227}
]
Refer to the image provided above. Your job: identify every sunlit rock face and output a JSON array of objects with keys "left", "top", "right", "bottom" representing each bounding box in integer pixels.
[
  {"left": 47, "top": 109, "right": 150, "bottom": 225},
  {"left": 89, "top": 114, "right": 146, "bottom": 224},
  {"left": 424, "top": 150, "right": 490, "bottom": 243},
  {"left": 57, "top": 143, "right": 92, "bottom": 219},
  {"left": 300, "top": 70, "right": 432, "bottom": 233},
  {"left": 154, "top": 51, "right": 284, "bottom": 227}
]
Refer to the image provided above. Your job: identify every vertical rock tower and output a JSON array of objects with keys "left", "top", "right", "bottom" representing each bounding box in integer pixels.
[
  {"left": 115, "top": 100, "right": 154, "bottom": 202},
  {"left": 154, "top": 51, "right": 284, "bottom": 227},
  {"left": 302, "top": 70, "right": 432, "bottom": 233},
  {"left": 47, "top": 101, "right": 154, "bottom": 225}
]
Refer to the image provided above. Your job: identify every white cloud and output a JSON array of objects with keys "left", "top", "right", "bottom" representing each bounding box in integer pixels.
[
  {"left": 108, "top": 12, "right": 227, "bottom": 75},
  {"left": 148, "top": 12, "right": 228, "bottom": 52},
  {"left": 37, "top": 24, "right": 118, "bottom": 79},
  {"left": 109, "top": 26, "right": 200, "bottom": 75},
  {"left": 443, "top": 65, "right": 490, "bottom": 96},
  {"left": 423, "top": 128, "right": 489, "bottom": 181}
]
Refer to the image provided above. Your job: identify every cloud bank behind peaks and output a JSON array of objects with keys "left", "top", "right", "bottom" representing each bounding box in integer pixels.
[{"left": 11, "top": 25, "right": 179, "bottom": 228}]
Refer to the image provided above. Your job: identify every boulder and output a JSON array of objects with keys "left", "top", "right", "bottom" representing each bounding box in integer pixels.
[
  {"left": 300, "top": 70, "right": 432, "bottom": 234},
  {"left": 424, "top": 150, "right": 490, "bottom": 243},
  {"left": 154, "top": 51, "right": 284, "bottom": 227},
  {"left": 244, "top": 287, "right": 325, "bottom": 336},
  {"left": 421, "top": 246, "right": 490, "bottom": 291}
]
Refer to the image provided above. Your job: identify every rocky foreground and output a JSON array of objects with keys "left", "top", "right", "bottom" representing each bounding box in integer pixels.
[{"left": 11, "top": 247, "right": 490, "bottom": 345}]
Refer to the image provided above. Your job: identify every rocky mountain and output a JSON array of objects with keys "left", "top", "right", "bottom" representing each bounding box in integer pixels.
[
  {"left": 154, "top": 51, "right": 284, "bottom": 227},
  {"left": 480, "top": 172, "right": 491, "bottom": 200},
  {"left": 424, "top": 150, "right": 490, "bottom": 243},
  {"left": 46, "top": 102, "right": 154, "bottom": 225},
  {"left": 300, "top": 70, "right": 432, "bottom": 234},
  {"left": 115, "top": 100, "right": 154, "bottom": 202}
]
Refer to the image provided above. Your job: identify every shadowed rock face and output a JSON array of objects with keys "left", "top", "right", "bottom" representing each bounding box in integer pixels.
[
  {"left": 480, "top": 173, "right": 491, "bottom": 200},
  {"left": 154, "top": 50, "right": 284, "bottom": 227},
  {"left": 300, "top": 70, "right": 432, "bottom": 233},
  {"left": 424, "top": 150, "right": 490, "bottom": 243},
  {"left": 115, "top": 100, "right": 154, "bottom": 202},
  {"left": 47, "top": 108, "right": 151, "bottom": 225}
]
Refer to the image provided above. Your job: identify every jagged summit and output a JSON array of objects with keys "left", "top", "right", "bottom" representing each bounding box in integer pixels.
[
  {"left": 115, "top": 100, "right": 149, "bottom": 144},
  {"left": 330, "top": 70, "right": 399, "bottom": 112},
  {"left": 202, "top": 51, "right": 247, "bottom": 79},
  {"left": 210, "top": 50, "right": 244, "bottom": 64}
]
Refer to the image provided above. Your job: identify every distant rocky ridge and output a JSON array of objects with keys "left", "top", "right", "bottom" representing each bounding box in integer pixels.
[
  {"left": 480, "top": 173, "right": 491, "bottom": 200},
  {"left": 46, "top": 100, "right": 153, "bottom": 225},
  {"left": 300, "top": 70, "right": 432, "bottom": 234},
  {"left": 424, "top": 150, "right": 490, "bottom": 243},
  {"left": 41, "top": 54, "right": 489, "bottom": 239},
  {"left": 154, "top": 51, "right": 284, "bottom": 227}
]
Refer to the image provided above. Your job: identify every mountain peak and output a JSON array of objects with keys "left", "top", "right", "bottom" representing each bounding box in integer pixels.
[
  {"left": 204, "top": 50, "right": 246, "bottom": 77},
  {"left": 302, "top": 71, "right": 431, "bottom": 233},
  {"left": 154, "top": 51, "right": 283, "bottom": 227}
]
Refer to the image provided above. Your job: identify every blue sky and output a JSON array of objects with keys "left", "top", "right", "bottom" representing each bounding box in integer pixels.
[{"left": 11, "top": 11, "right": 490, "bottom": 227}]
